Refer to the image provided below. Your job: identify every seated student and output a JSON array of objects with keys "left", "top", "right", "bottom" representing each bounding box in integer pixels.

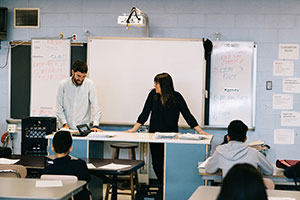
[
  {"left": 42, "top": 130, "right": 91, "bottom": 200},
  {"left": 217, "top": 163, "right": 268, "bottom": 200},
  {"left": 205, "top": 120, "right": 273, "bottom": 176}
]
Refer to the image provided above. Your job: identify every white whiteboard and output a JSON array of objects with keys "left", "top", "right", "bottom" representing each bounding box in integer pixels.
[
  {"left": 209, "top": 41, "right": 257, "bottom": 128},
  {"left": 88, "top": 37, "right": 206, "bottom": 127},
  {"left": 30, "top": 39, "right": 71, "bottom": 116}
]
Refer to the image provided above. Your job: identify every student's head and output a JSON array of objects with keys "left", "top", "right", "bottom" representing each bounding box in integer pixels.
[
  {"left": 227, "top": 120, "right": 248, "bottom": 142},
  {"left": 51, "top": 130, "right": 73, "bottom": 155},
  {"left": 72, "top": 60, "right": 88, "bottom": 86},
  {"left": 217, "top": 163, "right": 268, "bottom": 200}
]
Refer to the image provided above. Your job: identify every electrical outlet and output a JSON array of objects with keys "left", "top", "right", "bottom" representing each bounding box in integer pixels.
[
  {"left": 72, "top": 34, "right": 77, "bottom": 41},
  {"left": 7, "top": 124, "right": 17, "bottom": 133}
]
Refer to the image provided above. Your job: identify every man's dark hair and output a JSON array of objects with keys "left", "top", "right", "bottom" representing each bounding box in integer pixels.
[
  {"left": 227, "top": 120, "right": 248, "bottom": 142},
  {"left": 53, "top": 130, "right": 72, "bottom": 154},
  {"left": 72, "top": 60, "right": 88, "bottom": 73},
  {"left": 217, "top": 163, "right": 267, "bottom": 200}
]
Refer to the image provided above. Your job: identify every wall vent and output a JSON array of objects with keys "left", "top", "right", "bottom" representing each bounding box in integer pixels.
[{"left": 14, "top": 8, "right": 40, "bottom": 28}]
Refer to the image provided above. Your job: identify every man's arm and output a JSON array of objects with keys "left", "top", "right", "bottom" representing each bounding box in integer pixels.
[
  {"left": 257, "top": 151, "right": 274, "bottom": 175},
  {"left": 56, "top": 83, "right": 67, "bottom": 127}
]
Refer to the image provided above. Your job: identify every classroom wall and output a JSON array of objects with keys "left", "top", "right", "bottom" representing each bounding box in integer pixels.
[{"left": 1, "top": 0, "right": 300, "bottom": 163}]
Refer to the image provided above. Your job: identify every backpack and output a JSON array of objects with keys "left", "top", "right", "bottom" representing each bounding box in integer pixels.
[{"left": 0, "top": 147, "right": 12, "bottom": 157}]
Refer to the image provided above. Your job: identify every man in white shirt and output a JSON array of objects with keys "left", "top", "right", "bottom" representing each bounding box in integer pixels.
[{"left": 56, "top": 60, "right": 102, "bottom": 131}]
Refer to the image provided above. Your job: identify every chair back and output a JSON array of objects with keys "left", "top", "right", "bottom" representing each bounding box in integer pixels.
[
  {"left": 40, "top": 174, "right": 78, "bottom": 184},
  {"left": 0, "top": 164, "right": 27, "bottom": 178}
]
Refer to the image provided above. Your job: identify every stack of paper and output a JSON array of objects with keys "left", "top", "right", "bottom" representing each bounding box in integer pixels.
[
  {"left": 88, "top": 132, "right": 116, "bottom": 138},
  {"left": 178, "top": 133, "right": 205, "bottom": 140},
  {"left": 0, "top": 158, "right": 19, "bottom": 164},
  {"left": 154, "top": 133, "right": 178, "bottom": 139},
  {"left": 98, "top": 163, "right": 131, "bottom": 170},
  {"left": 248, "top": 140, "right": 264, "bottom": 147}
]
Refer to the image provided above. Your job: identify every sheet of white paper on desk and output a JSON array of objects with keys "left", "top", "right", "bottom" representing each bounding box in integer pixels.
[
  {"left": 36, "top": 180, "right": 63, "bottom": 187},
  {"left": 178, "top": 133, "right": 204, "bottom": 140},
  {"left": 198, "top": 157, "right": 211, "bottom": 169},
  {"left": 154, "top": 133, "right": 178, "bottom": 139},
  {"left": 0, "top": 158, "right": 20, "bottom": 164},
  {"left": 87, "top": 163, "right": 96, "bottom": 169},
  {"left": 88, "top": 132, "right": 116, "bottom": 138},
  {"left": 98, "top": 163, "right": 131, "bottom": 170},
  {"left": 269, "top": 197, "right": 295, "bottom": 200}
]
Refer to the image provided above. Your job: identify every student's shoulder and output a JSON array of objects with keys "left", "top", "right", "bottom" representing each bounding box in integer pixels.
[{"left": 71, "top": 158, "right": 88, "bottom": 167}]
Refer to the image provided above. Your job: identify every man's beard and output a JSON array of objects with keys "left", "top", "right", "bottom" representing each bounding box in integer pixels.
[{"left": 72, "top": 75, "right": 83, "bottom": 86}]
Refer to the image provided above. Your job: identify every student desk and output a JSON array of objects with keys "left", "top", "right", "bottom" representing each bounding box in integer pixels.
[
  {"left": 46, "top": 131, "right": 213, "bottom": 200},
  {"left": 87, "top": 158, "right": 144, "bottom": 200},
  {"left": 0, "top": 177, "right": 85, "bottom": 200},
  {"left": 7, "top": 155, "right": 144, "bottom": 200},
  {"left": 198, "top": 164, "right": 294, "bottom": 186},
  {"left": 189, "top": 186, "right": 300, "bottom": 200}
]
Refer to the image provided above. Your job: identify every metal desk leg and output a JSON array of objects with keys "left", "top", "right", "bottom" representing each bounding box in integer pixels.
[
  {"left": 112, "top": 175, "right": 118, "bottom": 200},
  {"left": 205, "top": 144, "right": 211, "bottom": 159}
]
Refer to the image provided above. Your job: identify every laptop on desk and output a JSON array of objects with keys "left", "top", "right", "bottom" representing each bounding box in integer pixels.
[{"left": 72, "top": 124, "right": 92, "bottom": 137}]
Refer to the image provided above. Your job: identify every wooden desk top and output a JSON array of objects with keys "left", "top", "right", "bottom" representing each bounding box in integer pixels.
[
  {"left": 189, "top": 186, "right": 300, "bottom": 200},
  {"left": 0, "top": 177, "right": 85, "bottom": 200},
  {"left": 47, "top": 131, "right": 213, "bottom": 145}
]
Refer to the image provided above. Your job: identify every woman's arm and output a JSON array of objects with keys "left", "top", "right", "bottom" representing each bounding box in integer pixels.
[{"left": 125, "top": 122, "right": 142, "bottom": 133}]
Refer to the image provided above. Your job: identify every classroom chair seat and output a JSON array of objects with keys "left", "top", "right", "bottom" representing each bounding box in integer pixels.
[
  {"left": 0, "top": 164, "right": 27, "bottom": 178},
  {"left": 105, "top": 142, "right": 139, "bottom": 200}
]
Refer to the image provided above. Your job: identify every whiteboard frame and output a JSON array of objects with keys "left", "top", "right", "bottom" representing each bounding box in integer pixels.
[
  {"left": 208, "top": 41, "right": 257, "bottom": 129},
  {"left": 87, "top": 36, "right": 207, "bottom": 128}
]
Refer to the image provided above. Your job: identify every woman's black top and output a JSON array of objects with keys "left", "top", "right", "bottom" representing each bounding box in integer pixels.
[{"left": 137, "top": 89, "right": 198, "bottom": 133}]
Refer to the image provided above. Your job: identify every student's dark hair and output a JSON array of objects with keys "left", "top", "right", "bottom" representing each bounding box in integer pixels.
[
  {"left": 53, "top": 130, "right": 72, "bottom": 154},
  {"left": 154, "top": 72, "right": 176, "bottom": 106},
  {"left": 217, "top": 163, "right": 268, "bottom": 200},
  {"left": 227, "top": 120, "right": 248, "bottom": 142},
  {"left": 72, "top": 60, "right": 88, "bottom": 73}
]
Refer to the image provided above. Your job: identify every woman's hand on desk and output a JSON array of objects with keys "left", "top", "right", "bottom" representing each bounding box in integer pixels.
[
  {"left": 125, "top": 129, "right": 136, "bottom": 133},
  {"left": 125, "top": 122, "right": 142, "bottom": 133},
  {"left": 194, "top": 126, "right": 210, "bottom": 135}
]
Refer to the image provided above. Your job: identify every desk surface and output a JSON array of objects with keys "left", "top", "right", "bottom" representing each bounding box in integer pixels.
[
  {"left": 198, "top": 164, "right": 293, "bottom": 185},
  {"left": 47, "top": 131, "right": 213, "bottom": 145},
  {"left": 189, "top": 186, "right": 300, "bottom": 200},
  {"left": 0, "top": 177, "right": 85, "bottom": 200},
  {"left": 7, "top": 155, "right": 144, "bottom": 174}
]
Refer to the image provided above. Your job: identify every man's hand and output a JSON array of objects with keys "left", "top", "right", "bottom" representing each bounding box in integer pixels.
[
  {"left": 63, "top": 123, "right": 70, "bottom": 129},
  {"left": 91, "top": 127, "right": 103, "bottom": 132}
]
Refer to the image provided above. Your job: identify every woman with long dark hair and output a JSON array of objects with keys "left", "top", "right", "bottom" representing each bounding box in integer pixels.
[
  {"left": 217, "top": 163, "right": 268, "bottom": 200},
  {"left": 126, "top": 72, "right": 209, "bottom": 186}
]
